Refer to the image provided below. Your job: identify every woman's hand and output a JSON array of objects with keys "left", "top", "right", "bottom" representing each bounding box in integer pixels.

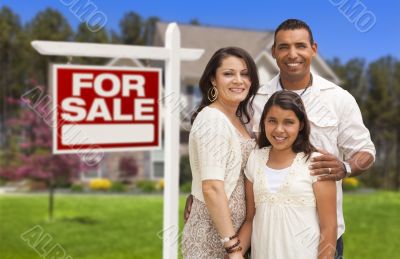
[{"left": 183, "top": 194, "right": 193, "bottom": 224}]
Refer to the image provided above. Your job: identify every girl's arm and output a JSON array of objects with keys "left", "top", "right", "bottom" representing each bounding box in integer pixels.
[
  {"left": 202, "top": 180, "right": 244, "bottom": 259},
  {"left": 313, "top": 181, "right": 337, "bottom": 259},
  {"left": 237, "top": 178, "right": 256, "bottom": 255}
]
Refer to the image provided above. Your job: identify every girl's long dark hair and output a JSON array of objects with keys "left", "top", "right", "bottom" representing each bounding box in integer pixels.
[
  {"left": 257, "top": 90, "right": 316, "bottom": 159},
  {"left": 191, "top": 47, "right": 259, "bottom": 124}
]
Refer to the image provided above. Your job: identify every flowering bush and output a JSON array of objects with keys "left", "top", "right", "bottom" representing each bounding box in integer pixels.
[
  {"left": 342, "top": 177, "right": 360, "bottom": 191},
  {"left": 156, "top": 179, "right": 164, "bottom": 190},
  {"left": 89, "top": 178, "right": 112, "bottom": 191}
]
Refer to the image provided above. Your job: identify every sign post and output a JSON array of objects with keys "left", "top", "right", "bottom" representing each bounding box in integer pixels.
[
  {"left": 32, "top": 23, "right": 204, "bottom": 259},
  {"left": 163, "top": 24, "right": 181, "bottom": 259}
]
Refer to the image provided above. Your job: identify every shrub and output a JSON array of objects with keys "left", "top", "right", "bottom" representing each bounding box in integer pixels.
[
  {"left": 136, "top": 180, "right": 157, "bottom": 193},
  {"left": 110, "top": 181, "right": 126, "bottom": 192},
  {"left": 0, "top": 178, "right": 6, "bottom": 186},
  {"left": 180, "top": 155, "right": 192, "bottom": 185},
  {"left": 70, "top": 183, "right": 84, "bottom": 192},
  {"left": 89, "top": 178, "right": 112, "bottom": 191},
  {"left": 180, "top": 182, "right": 191, "bottom": 193},
  {"left": 343, "top": 177, "right": 360, "bottom": 191}
]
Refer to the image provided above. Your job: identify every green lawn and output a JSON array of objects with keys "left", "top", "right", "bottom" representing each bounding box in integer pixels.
[
  {"left": 342, "top": 191, "right": 400, "bottom": 258},
  {"left": 0, "top": 191, "right": 399, "bottom": 259}
]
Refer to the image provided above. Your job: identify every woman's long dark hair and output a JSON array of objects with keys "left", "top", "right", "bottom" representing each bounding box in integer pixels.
[
  {"left": 191, "top": 47, "right": 259, "bottom": 124},
  {"left": 257, "top": 90, "right": 316, "bottom": 159}
]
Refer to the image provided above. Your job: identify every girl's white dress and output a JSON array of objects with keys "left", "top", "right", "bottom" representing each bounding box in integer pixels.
[{"left": 245, "top": 147, "right": 321, "bottom": 259}]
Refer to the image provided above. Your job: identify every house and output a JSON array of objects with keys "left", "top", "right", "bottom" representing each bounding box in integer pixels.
[{"left": 101, "top": 22, "right": 341, "bottom": 180}]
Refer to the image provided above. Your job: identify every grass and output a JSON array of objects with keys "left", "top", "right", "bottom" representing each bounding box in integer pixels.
[
  {"left": 0, "top": 194, "right": 171, "bottom": 259},
  {"left": 342, "top": 191, "right": 400, "bottom": 258},
  {"left": 0, "top": 191, "right": 399, "bottom": 259}
]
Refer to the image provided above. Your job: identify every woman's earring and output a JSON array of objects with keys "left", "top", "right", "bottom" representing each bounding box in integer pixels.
[{"left": 207, "top": 86, "right": 218, "bottom": 102}]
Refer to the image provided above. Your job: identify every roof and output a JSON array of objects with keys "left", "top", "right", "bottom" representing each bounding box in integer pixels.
[{"left": 153, "top": 22, "right": 275, "bottom": 84}]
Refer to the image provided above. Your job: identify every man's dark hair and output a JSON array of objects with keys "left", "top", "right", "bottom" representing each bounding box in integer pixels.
[{"left": 273, "top": 19, "right": 314, "bottom": 46}]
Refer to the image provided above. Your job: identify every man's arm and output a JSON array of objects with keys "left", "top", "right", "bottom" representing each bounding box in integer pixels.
[
  {"left": 343, "top": 151, "right": 375, "bottom": 177},
  {"left": 311, "top": 91, "right": 375, "bottom": 181},
  {"left": 310, "top": 150, "right": 374, "bottom": 181}
]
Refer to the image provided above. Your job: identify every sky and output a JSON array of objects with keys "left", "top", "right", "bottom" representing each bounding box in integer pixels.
[{"left": 1, "top": 0, "right": 399, "bottom": 63}]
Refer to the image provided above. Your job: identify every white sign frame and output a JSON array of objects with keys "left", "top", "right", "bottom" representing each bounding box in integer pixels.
[{"left": 32, "top": 23, "right": 204, "bottom": 259}]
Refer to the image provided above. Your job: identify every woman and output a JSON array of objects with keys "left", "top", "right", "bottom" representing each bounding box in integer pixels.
[
  {"left": 181, "top": 47, "right": 259, "bottom": 259},
  {"left": 243, "top": 91, "right": 337, "bottom": 258}
]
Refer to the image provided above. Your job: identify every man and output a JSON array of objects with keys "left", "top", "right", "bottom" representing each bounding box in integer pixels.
[
  {"left": 252, "top": 19, "right": 375, "bottom": 258},
  {"left": 185, "top": 19, "right": 376, "bottom": 258}
]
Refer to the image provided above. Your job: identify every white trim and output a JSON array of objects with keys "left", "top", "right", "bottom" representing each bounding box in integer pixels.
[
  {"left": 32, "top": 40, "right": 203, "bottom": 61},
  {"left": 254, "top": 51, "right": 279, "bottom": 72},
  {"left": 313, "top": 55, "right": 342, "bottom": 85},
  {"left": 106, "top": 57, "right": 144, "bottom": 67}
]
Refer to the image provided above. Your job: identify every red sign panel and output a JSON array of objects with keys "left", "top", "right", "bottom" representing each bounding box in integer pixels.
[{"left": 52, "top": 64, "right": 161, "bottom": 153}]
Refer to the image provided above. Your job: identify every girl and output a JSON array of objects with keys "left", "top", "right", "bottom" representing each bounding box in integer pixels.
[{"left": 242, "top": 90, "right": 337, "bottom": 259}]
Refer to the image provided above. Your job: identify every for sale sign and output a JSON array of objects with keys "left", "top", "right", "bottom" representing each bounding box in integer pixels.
[{"left": 52, "top": 64, "right": 161, "bottom": 154}]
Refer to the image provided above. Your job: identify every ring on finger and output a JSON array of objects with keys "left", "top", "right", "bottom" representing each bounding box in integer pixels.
[{"left": 328, "top": 168, "right": 332, "bottom": 174}]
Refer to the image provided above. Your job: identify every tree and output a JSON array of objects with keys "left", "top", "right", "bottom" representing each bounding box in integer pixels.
[
  {"left": 142, "top": 16, "right": 160, "bottom": 46},
  {"left": 364, "top": 57, "right": 398, "bottom": 188},
  {"left": 328, "top": 58, "right": 368, "bottom": 105},
  {"left": 118, "top": 12, "right": 144, "bottom": 45},
  {"left": 0, "top": 7, "right": 28, "bottom": 148},
  {"left": 329, "top": 56, "right": 400, "bottom": 190},
  {"left": 393, "top": 61, "right": 400, "bottom": 190},
  {"left": 118, "top": 156, "right": 138, "bottom": 183},
  {"left": 74, "top": 22, "right": 109, "bottom": 43},
  {"left": 25, "top": 8, "right": 73, "bottom": 88},
  {"left": 189, "top": 19, "right": 200, "bottom": 25},
  {"left": 0, "top": 93, "right": 86, "bottom": 220},
  {"left": 73, "top": 22, "right": 109, "bottom": 65}
]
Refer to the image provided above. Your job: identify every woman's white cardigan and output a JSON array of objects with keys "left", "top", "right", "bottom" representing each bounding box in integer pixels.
[{"left": 189, "top": 107, "right": 242, "bottom": 203}]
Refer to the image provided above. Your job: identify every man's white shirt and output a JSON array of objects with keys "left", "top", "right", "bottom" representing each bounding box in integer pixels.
[{"left": 250, "top": 73, "right": 376, "bottom": 238}]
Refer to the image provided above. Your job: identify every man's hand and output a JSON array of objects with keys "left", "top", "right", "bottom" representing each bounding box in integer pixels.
[
  {"left": 310, "top": 149, "right": 345, "bottom": 181},
  {"left": 184, "top": 194, "right": 193, "bottom": 224}
]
